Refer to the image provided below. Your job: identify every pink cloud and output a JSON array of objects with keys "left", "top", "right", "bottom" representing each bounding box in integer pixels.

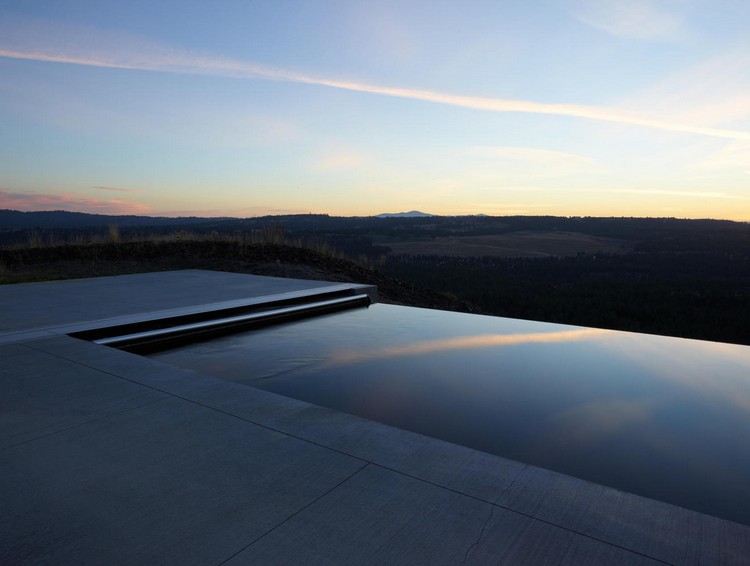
[
  {"left": 93, "top": 185, "right": 138, "bottom": 193},
  {"left": 0, "top": 190, "right": 153, "bottom": 215},
  {"left": 157, "top": 206, "right": 307, "bottom": 218}
]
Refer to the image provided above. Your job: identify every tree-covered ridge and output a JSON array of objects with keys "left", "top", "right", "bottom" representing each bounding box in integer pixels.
[
  {"left": 3, "top": 210, "right": 749, "bottom": 252},
  {"left": 383, "top": 252, "right": 750, "bottom": 345}
]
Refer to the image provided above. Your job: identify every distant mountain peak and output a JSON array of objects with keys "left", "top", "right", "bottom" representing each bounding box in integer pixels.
[{"left": 375, "top": 210, "right": 434, "bottom": 218}]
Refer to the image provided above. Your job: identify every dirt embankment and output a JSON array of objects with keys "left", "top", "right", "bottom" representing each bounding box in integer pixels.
[{"left": 0, "top": 240, "right": 474, "bottom": 313}]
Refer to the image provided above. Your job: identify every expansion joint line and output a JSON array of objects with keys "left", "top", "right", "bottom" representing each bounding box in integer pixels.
[
  {"left": 361, "top": 463, "right": 674, "bottom": 565},
  {"left": 0, "top": 393, "right": 167, "bottom": 451},
  {"left": 24, "top": 343, "right": 675, "bottom": 565},
  {"left": 217, "top": 463, "right": 370, "bottom": 565},
  {"left": 19, "top": 341, "right": 374, "bottom": 465}
]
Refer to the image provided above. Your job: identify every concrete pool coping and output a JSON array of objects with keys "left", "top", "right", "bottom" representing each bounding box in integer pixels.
[{"left": 1, "top": 270, "right": 748, "bottom": 564}]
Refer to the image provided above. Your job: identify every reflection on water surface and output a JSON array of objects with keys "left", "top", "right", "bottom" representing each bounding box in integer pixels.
[{"left": 150, "top": 303, "right": 750, "bottom": 525}]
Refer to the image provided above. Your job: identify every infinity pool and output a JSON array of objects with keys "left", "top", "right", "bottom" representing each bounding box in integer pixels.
[{"left": 150, "top": 303, "right": 750, "bottom": 525}]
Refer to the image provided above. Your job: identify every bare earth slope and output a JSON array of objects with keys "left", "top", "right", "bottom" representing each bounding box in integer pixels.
[{"left": 0, "top": 240, "right": 472, "bottom": 313}]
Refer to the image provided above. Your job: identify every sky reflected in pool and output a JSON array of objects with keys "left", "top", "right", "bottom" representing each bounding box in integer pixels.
[{"left": 150, "top": 304, "right": 750, "bottom": 525}]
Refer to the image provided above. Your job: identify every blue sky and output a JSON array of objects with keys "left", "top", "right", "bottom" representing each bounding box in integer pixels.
[{"left": 1, "top": 1, "right": 749, "bottom": 219}]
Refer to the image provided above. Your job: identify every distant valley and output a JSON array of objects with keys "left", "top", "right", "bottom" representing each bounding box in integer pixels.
[{"left": 2, "top": 209, "right": 749, "bottom": 346}]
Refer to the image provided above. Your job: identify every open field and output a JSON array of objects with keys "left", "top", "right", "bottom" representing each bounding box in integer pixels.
[
  {"left": 382, "top": 231, "right": 631, "bottom": 258},
  {"left": 2, "top": 213, "right": 748, "bottom": 344}
]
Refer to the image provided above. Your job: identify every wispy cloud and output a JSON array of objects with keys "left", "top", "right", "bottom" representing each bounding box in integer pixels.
[
  {"left": 0, "top": 189, "right": 152, "bottom": 214},
  {"left": 93, "top": 185, "right": 138, "bottom": 193},
  {"left": 547, "top": 399, "right": 659, "bottom": 447},
  {"left": 467, "top": 146, "right": 595, "bottom": 166},
  {"left": 327, "top": 328, "right": 609, "bottom": 366},
  {"left": 567, "top": 0, "right": 683, "bottom": 40},
  {"left": 620, "top": 48, "right": 750, "bottom": 128},
  {"left": 497, "top": 186, "right": 748, "bottom": 200},
  {"left": 156, "top": 206, "right": 308, "bottom": 218},
  {"left": 688, "top": 141, "right": 750, "bottom": 174},
  {"left": 313, "top": 150, "right": 372, "bottom": 172},
  {"left": 612, "top": 189, "right": 745, "bottom": 199},
  {"left": 1, "top": 21, "right": 749, "bottom": 141},
  {"left": 464, "top": 146, "right": 600, "bottom": 181}
]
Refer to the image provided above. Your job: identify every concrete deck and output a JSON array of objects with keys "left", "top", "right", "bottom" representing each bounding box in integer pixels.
[{"left": 1, "top": 270, "right": 748, "bottom": 565}]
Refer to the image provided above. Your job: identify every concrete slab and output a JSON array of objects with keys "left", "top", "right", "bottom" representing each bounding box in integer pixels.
[
  {"left": 3, "top": 271, "right": 750, "bottom": 565},
  {"left": 23, "top": 335, "right": 529, "bottom": 502},
  {"left": 0, "top": 269, "right": 369, "bottom": 333},
  {"left": 25, "top": 335, "right": 750, "bottom": 565},
  {"left": 228, "top": 464, "right": 662, "bottom": 565},
  {"left": 1, "top": 396, "right": 365, "bottom": 565},
  {"left": 0, "top": 343, "right": 167, "bottom": 448},
  {"left": 497, "top": 465, "right": 750, "bottom": 565}
]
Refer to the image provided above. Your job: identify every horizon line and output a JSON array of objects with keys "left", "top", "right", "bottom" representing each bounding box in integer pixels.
[{"left": 2, "top": 207, "right": 747, "bottom": 223}]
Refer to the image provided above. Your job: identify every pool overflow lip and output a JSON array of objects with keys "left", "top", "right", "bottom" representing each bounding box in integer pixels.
[{"left": 71, "top": 290, "right": 371, "bottom": 354}]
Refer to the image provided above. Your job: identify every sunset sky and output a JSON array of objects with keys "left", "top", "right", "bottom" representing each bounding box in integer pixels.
[{"left": 1, "top": 1, "right": 749, "bottom": 219}]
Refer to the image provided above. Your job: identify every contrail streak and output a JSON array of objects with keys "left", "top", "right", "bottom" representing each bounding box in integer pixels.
[{"left": 2, "top": 47, "right": 749, "bottom": 141}]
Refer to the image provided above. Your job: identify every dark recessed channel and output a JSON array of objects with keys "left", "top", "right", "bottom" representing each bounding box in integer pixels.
[
  {"left": 72, "top": 291, "right": 371, "bottom": 352},
  {"left": 126, "top": 303, "right": 750, "bottom": 526}
]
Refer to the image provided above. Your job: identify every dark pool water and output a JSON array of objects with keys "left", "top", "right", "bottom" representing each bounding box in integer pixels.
[{"left": 150, "top": 303, "right": 750, "bottom": 525}]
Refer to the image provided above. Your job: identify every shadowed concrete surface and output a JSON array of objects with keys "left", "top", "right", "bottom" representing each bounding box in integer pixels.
[
  {"left": 0, "top": 269, "right": 371, "bottom": 334},
  {"left": 1, "top": 271, "right": 748, "bottom": 564}
]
